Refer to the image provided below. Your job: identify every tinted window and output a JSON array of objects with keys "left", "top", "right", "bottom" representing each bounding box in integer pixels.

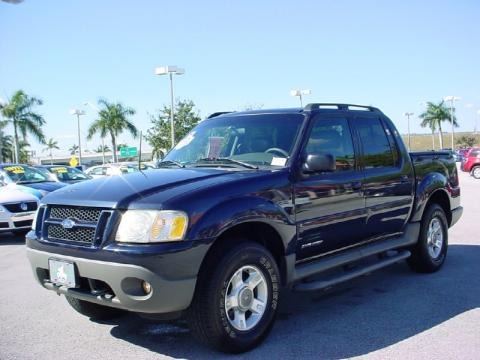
[
  {"left": 305, "top": 117, "right": 355, "bottom": 171},
  {"left": 355, "top": 117, "right": 395, "bottom": 168}
]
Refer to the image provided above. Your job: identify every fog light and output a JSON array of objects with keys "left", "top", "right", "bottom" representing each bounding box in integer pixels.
[{"left": 141, "top": 281, "right": 152, "bottom": 295}]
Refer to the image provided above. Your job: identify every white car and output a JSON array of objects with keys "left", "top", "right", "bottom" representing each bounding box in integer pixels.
[
  {"left": 0, "top": 185, "right": 39, "bottom": 234},
  {"left": 85, "top": 164, "right": 139, "bottom": 179}
]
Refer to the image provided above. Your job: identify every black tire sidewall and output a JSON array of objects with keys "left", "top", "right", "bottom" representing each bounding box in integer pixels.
[
  {"left": 472, "top": 166, "right": 480, "bottom": 179},
  {"left": 212, "top": 243, "right": 279, "bottom": 351}
]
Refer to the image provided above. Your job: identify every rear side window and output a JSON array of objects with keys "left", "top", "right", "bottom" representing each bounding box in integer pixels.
[
  {"left": 471, "top": 150, "right": 480, "bottom": 157},
  {"left": 305, "top": 117, "right": 355, "bottom": 171},
  {"left": 354, "top": 117, "right": 395, "bottom": 168}
]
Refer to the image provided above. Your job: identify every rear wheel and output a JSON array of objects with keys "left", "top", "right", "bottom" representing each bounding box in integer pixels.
[
  {"left": 187, "top": 241, "right": 280, "bottom": 353},
  {"left": 65, "top": 296, "right": 126, "bottom": 320},
  {"left": 408, "top": 204, "right": 448, "bottom": 273},
  {"left": 471, "top": 166, "right": 480, "bottom": 179}
]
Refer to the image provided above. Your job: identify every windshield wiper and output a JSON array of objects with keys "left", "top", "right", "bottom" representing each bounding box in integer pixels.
[
  {"left": 191, "top": 157, "right": 258, "bottom": 170},
  {"left": 157, "top": 160, "right": 185, "bottom": 168}
]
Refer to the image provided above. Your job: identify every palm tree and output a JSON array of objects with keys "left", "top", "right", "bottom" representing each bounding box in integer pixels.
[
  {"left": 0, "top": 133, "right": 14, "bottom": 163},
  {"left": 87, "top": 99, "right": 137, "bottom": 163},
  {"left": 419, "top": 101, "right": 457, "bottom": 149},
  {"left": 95, "top": 144, "right": 110, "bottom": 153},
  {"left": 42, "top": 138, "right": 60, "bottom": 165},
  {"left": 69, "top": 144, "right": 79, "bottom": 155},
  {"left": 16, "top": 139, "right": 30, "bottom": 164},
  {"left": 116, "top": 143, "right": 128, "bottom": 151},
  {"left": 0, "top": 90, "right": 46, "bottom": 162}
]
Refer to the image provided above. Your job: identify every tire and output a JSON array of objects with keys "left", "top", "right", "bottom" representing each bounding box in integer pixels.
[
  {"left": 65, "top": 296, "right": 126, "bottom": 320},
  {"left": 187, "top": 241, "right": 280, "bottom": 353},
  {"left": 408, "top": 204, "right": 448, "bottom": 273},
  {"left": 472, "top": 166, "right": 480, "bottom": 179}
]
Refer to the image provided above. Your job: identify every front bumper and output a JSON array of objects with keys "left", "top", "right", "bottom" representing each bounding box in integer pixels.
[
  {"left": 0, "top": 211, "right": 35, "bottom": 232},
  {"left": 27, "top": 247, "right": 199, "bottom": 314}
]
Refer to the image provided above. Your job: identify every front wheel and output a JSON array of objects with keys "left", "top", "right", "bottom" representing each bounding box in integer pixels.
[
  {"left": 187, "top": 241, "right": 280, "bottom": 353},
  {"left": 471, "top": 166, "right": 480, "bottom": 179},
  {"left": 408, "top": 204, "right": 448, "bottom": 273}
]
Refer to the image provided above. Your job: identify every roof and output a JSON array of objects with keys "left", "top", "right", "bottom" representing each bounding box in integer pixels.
[{"left": 208, "top": 103, "right": 383, "bottom": 119}]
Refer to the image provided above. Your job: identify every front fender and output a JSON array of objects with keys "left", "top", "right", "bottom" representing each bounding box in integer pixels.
[{"left": 188, "top": 195, "right": 296, "bottom": 252}]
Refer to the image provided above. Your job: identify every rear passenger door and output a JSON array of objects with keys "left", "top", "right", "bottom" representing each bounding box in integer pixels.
[{"left": 351, "top": 116, "right": 413, "bottom": 239}]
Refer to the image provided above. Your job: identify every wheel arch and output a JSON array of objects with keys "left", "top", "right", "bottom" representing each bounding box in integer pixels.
[{"left": 196, "top": 221, "right": 288, "bottom": 287}]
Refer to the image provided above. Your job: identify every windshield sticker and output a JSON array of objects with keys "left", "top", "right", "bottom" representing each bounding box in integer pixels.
[
  {"left": 51, "top": 167, "right": 68, "bottom": 173},
  {"left": 207, "top": 136, "right": 224, "bottom": 158},
  {"left": 175, "top": 131, "right": 196, "bottom": 150},
  {"left": 4, "top": 166, "right": 25, "bottom": 174},
  {"left": 271, "top": 157, "right": 287, "bottom": 166}
]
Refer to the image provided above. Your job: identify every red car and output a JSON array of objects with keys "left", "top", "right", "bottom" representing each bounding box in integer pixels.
[{"left": 461, "top": 147, "right": 480, "bottom": 179}]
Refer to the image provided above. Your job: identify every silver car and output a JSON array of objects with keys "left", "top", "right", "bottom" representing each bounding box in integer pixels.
[{"left": 0, "top": 186, "right": 39, "bottom": 234}]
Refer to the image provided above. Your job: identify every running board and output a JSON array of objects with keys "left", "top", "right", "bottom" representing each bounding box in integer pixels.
[{"left": 293, "top": 250, "right": 411, "bottom": 292}]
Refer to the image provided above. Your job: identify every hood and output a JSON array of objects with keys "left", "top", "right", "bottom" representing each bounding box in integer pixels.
[
  {"left": 42, "top": 168, "right": 234, "bottom": 208},
  {"left": 0, "top": 186, "right": 39, "bottom": 204},
  {"left": 25, "top": 181, "right": 67, "bottom": 195}
]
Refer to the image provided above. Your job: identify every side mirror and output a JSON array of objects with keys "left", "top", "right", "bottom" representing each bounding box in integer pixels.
[{"left": 302, "top": 154, "right": 336, "bottom": 173}]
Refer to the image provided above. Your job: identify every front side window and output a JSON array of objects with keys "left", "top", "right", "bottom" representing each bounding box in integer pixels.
[
  {"left": 305, "top": 117, "right": 355, "bottom": 172},
  {"left": 354, "top": 117, "right": 395, "bottom": 168}
]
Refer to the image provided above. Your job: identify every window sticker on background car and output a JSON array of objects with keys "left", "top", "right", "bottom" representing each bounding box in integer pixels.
[
  {"left": 51, "top": 167, "right": 68, "bottom": 173},
  {"left": 207, "top": 136, "right": 224, "bottom": 158},
  {"left": 271, "top": 157, "right": 287, "bottom": 166},
  {"left": 4, "top": 166, "right": 25, "bottom": 174}
]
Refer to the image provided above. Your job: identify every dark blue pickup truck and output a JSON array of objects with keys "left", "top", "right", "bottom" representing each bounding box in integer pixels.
[{"left": 26, "top": 104, "right": 462, "bottom": 353}]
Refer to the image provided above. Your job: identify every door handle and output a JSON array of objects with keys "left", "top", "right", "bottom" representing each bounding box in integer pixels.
[{"left": 400, "top": 175, "right": 410, "bottom": 183}]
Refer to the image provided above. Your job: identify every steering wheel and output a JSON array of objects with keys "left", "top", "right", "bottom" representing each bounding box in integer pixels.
[{"left": 264, "top": 147, "right": 289, "bottom": 157}]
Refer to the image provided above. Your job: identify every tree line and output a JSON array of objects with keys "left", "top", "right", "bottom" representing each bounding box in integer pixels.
[{"left": 0, "top": 90, "right": 201, "bottom": 164}]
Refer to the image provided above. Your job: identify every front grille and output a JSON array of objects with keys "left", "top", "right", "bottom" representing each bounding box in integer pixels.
[
  {"left": 14, "top": 220, "right": 32, "bottom": 228},
  {"left": 44, "top": 206, "right": 112, "bottom": 246},
  {"left": 47, "top": 224, "right": 96, "bottom": 244},
  {"left": 50, "top": 207, "right": 101, "bottom": 222},
  {"left": 3, "top": 202, "right": 37, "bottom": 213},
  {"left": 0, "top": 222, "right": 8, "bottom": 228}
]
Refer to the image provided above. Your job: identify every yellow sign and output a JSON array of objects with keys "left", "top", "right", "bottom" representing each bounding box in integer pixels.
[{"left": 69, "top": 156, "right": 78, "bottom": 167}]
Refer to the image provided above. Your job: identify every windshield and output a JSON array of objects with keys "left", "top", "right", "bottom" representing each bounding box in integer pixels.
[
  {"left": 48, "top": 166, "right": 89, "bottom": 181},
  {"left": 1, "top": 165, "right": 51, "bottom": 184},
  {"left": 163, "top": 113, "right": 304, "bottom": 167}
]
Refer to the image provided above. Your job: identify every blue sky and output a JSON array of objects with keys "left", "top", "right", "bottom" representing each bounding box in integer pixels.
[{"left": 1, "top": 0, "right": 479, "bottom": 154}]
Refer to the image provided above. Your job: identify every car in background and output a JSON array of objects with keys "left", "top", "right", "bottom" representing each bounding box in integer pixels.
[
  {"left": 35, "top": 165, "right": 91, "bottom": 184},
  {"left": 461, "top": 147, "right": 480, "bottom": 178},
  {"left": 0, "top": 186, "right": 39, "bottom": 234},
  {"left": 124, "top": 162, "right": 156, "bottom": 171},
  {"left": 0, "top": 164, "right": 66, "bottom": 198},
  {"left": 85, "top": 163, "right": 139, "bottom": 178}
]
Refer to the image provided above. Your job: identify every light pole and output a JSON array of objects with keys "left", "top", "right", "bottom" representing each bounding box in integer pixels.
[
  {"left": 0, "top": 97, "right": 5, "bottom": 163},
  {"left": 154, "top": 65, "right": 185, "bottom": 149},
  {"left": 476, "top": 109, "right": 480, "bottom": 135},
  {"left": 443, "top": 96, "right": 461, "bottom": 150},
  {"left": 290, "top": 89, "right": 311, "bottom": 107},
  {"left": 70, "top": 109, "right": 85, "bottom": 166},
  {"left": 84, "top": 101, "right": 106, "bottom": 164},
  {"left": 403, "top": 112, "right": 414, "bottom": 150}
]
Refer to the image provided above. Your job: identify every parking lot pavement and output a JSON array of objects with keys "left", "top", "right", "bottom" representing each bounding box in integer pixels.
[{"left": 1, "top": 169, "right": 479, "bottom": 360}]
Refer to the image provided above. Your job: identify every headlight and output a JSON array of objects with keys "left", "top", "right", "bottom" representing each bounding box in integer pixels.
[
  {"left": 115, "top": 210, "right": 188, "bottom": 243},
  {"left": 0, "top": 205, "right": 5, "bottom": 212}
]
